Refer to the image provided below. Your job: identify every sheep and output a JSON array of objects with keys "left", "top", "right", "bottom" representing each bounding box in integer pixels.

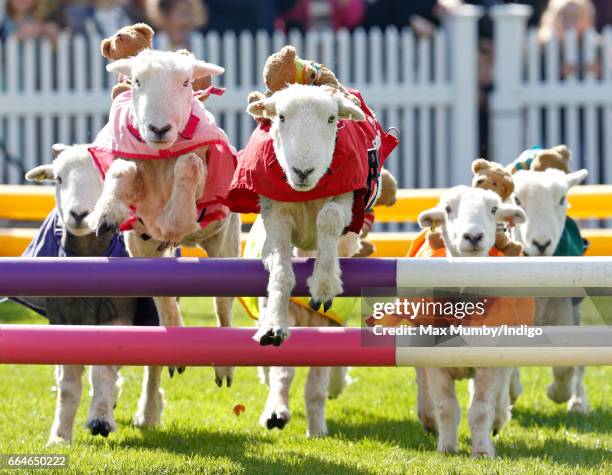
[
  {"left": 86, "top": 49, "right": 241, "bottom": 385},
  {"left": 511, "top": 168, "right": 590, "bottom": 414},
  {"left": 243, "top": 84, "right": 380, "bottom": 346},
  {"left": 415, "top": 185, "right": 527, "bottom": 457},
  {"left": 23, "top": 144, "right": 165, "bottom": 444}
]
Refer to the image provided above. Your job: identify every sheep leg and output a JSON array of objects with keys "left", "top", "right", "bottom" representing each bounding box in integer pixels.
[
  {"left": 509, "top": 368, "right": 522, "bottom": 404},
  {"left": 327, "top": 366, "right": 350, "bottom": 400},
  {"left": 157, "top": 153, "right": 204, "bottom": 243},
  {"left": 493, "top": 369, "right": 513, "bottom": 435},
  {"left": 255, "top": 203, "right": 294, "bottom": 346},
  {"left": 259, "top": 366, "right": 295, "bottom": 430},
  {"left": 87, "top": 158, "right": 138, "bottom": 236},
  {"left": 134, "top": 365, "right": 165, "bottom": 428},
  {"left": 308, "top": 193, "right": 354, "bottom": 311},
  {"left": 200, "top": 213, "right": 241, "bottom": 387},
  {"left": 469, "top": 368, "right": 512, "bottom": 458},
  {"left": 568, "top": 303, "right": 589, "bottom": 413},
  {"left": 125, "top": 230, "right": 185, "bottom": 376},
  {"left": 427, "top": 368, "right": 460, "bottom": 454},
  {"left": 305, "top": 367, "right": 331, "bottom": 437},
  {"left": 416, "top": 368, "right": 437, "bottom": 433},
  {"left": 48, "top": 365, "right": 83, "bottom": 446},
  {"left": 86, "top": 366, "right": 120, "bottom": 437},
  {"left": 568, "top": 366, "right": 589, "bottom": 414}
]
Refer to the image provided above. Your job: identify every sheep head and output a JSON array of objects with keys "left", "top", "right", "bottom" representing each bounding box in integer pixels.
[
  {"left": 511, "top": 168, "right": 588, "bottom": 256},
  {"left": 247, "top": 84, "right": 365, "bottom": 192},
  {"left": 418, "top": 186, "right": 525, "bottom": 257},
  {"left": 106, "top": 49, "right": 224, "bottom": 150},
  {"left": 25, "top": 144, "right": 103, "bottom": 237}
]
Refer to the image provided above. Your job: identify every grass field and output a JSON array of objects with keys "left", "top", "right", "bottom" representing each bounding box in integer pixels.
[{"left": 0, "top": 298, "right": 610, "bottom": 474}]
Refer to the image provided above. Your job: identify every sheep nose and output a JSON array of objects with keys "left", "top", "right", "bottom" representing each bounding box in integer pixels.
[
  {"left": 462, "top": 232, "right": 484, "bottom": 246},
  {"left": 292, "top": 167, "right": 315, "bottom": 183},
  {"left": 70, "top": 210, "right": 89, "bottom": 224},
  {"left": 148, "top": 124, "right": 172, "bottom": 139},
  {"left": 532, "top": 239, "right": 552, "bottom": 254}
]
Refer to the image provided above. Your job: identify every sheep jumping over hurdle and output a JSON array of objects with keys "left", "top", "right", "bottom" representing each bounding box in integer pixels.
[
  {"left": 414, "top": 186, "right": 529, "bottom": 457},
  {"left": 86, "top": 49, "right": 241, "bottom": 386},
  {"left": 23, "top": 145, "right": 165, "bottom": 444},
  {"left": 511, "top": 167, "right": 590, "bottom": 413},
  {"left": 228, "top": 84, "right": 398, "bottom": 346}
]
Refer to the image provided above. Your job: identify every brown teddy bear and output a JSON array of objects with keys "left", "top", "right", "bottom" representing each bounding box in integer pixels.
[
  {"left": 247, "top": 45, "right": 360, "bottom": 110},
  {"left": 355, "top": 169, "right": 398, "bottom": 257},
  {"left": 507, "top": 145, "right": 571, "bottom": 174},
  {"left": 471, "top": 158, "right": 523, "bottom": 256},
  {"left": 101, "top": 23, "right": 211, "bottom": 101}
]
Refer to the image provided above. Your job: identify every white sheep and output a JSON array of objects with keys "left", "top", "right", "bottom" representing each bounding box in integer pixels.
[
  {"left": 243, "top": 217, "right": 355, "bottom": 437},
  {"left": 415, "top": 185, "right": 527, "bottom": 457},
  {"left": 511, "top": 168, "right": 590, "bottom": 413},
  {"left": 86, "top": 49, "right": 241, "bottom": 386},
  {"left": 24, "top": 144, "right": 165, "bottom": 444},
  {"left": 245, "top": 84, "right": 369, "bottom": 346}
]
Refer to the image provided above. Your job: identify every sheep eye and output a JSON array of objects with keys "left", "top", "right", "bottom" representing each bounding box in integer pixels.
[
  {"left": 445, "top": 205, "right": 452, "bottom": 214},
  {"left": 514, "top": 196, "right": 521, "bottom": 206},
  {"left": 559, "top": 196, "right": 566, "bottom": 205},
  {"left": 55, "top": 176, "right": 62, "bottom": 184},
  {"left": 328, "top": 116, "right": 336, "bottom": 124},
  {"left": 491, "top": 206, "right": 498, "bottom": 215},
  {"left": 183, "top": 79, "right": 190, "bottom": 87},
  {"left": 279, "top": 114, "right": 286, "bottom": 123},
  {"left": 134, "top": 79, "right": 140, "bottom": 88}
]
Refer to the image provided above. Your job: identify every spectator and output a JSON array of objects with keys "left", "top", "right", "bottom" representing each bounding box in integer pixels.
[
  {"left": 538, "top": 0, "right": 594, "bottom": 42},
  {"left": 0, "top": 0, "right": 62, "bottom": 41},
  {"left": 593, "top": 0, "right": 612, "bottom": 30},
  {"left": 146, "top": 0, "right": 207, "bottom": 50},
  {"left": 278, "top": 0, "right": 365, "bottom": 32},
  {"left": 360, "top": 0, "right": 461, "bottom": 37},
  {"left": 205, "top": 0, "right": 297, "bottom": 34},
  {"left": 66, "top": 0, "right": 135, "bottom": 38}
]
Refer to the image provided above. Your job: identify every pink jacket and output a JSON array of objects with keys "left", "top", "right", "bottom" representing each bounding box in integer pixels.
[{"left": 89, "top": 90, "right": 237, "bottom": 230}]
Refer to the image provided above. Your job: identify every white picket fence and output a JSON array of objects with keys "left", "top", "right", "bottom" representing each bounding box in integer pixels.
[
  {"left": 0, "top": 7, "right": 480, "bottom": 191},
  {"left": 491, "top": 4, "right": 612, "bottom": 185},
  {"left": 0, "top": 4, "right": 611, "bottom": 191}
]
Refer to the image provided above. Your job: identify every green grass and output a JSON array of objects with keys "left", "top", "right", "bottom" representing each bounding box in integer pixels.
[{"left": 0, "top": 299, "right": 610, "bottom": 474}]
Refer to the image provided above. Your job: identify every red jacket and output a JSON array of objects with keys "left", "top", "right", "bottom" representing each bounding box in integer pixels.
[{"left": 225, "top": 89, "right": 398, "bottom": 233}]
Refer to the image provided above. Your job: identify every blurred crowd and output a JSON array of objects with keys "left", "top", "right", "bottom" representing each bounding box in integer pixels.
[{"left": 0, "top": 0, "right": 610, "bottom": 45}]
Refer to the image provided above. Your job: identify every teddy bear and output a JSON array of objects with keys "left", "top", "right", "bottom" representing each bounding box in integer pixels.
[
  {"left": 471, "top": 158, "right": 523, "bottom": 256},
  {"left": 101, "top": 23, "right": 211, "bottom": 101},
  {"left": 507, "top": 145, "right": 571, "bottom": 174},
  {"left": 247, "top": 45, "right": 360, "bottom": 110},
  {"left": 355, "top": 168, "right": 398, "bottom": 257}
]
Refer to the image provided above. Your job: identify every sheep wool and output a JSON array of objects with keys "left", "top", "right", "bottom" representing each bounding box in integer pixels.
[
  {"left": 226, "top": 90, "right": 398, "bottom": 234},
  {"left": 89, "top": 90, "right": 237, "bottom": 230},
  {"left": 238, "top": 217, "right": 357, "bottom": 325}
]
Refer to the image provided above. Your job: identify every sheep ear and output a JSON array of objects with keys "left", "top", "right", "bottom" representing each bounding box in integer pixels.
[
  {"left": 418, "top": 208, "right": 445, "bottom": 229},
  {"left": 566, "top": 169, "right": 588, "bottom": 188},
  {"left": 496, "top": 204, "right": 526, "bottom": 225},
  {"left": 336, "top": 95, "right": 366, "bottom": 121},
  {"left": 247, "top": 97, "right": 276, "bottom": 119},
  {"left": 25, "top": 165, "right": 55, "bottom": 183},
  {"left": 192, "top": 60, "right": 224, "bottom": 79},
  {"left": 106, "top": 58, "right": 133, "bottom": 77},
  {"left": 52, "top": 143, "right": 68, "bottom": 159}
]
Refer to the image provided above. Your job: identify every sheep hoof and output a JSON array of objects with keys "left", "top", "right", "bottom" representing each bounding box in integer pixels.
[
  {"left": 265, "top": 412, "right": 287, "bottom": 430},
  {"left": 323, "top": 299, "right": 333, "bottom": 312},
  {"left": 309, "top": 298, "right": 322, "bottom": 311},
  {"left": 215, "top": 376, "right": 222, "bottom": 387},
  {"left": 88, "top": 419, "right": 111, "bottom": 437},
  {"left": 177, "top": 366, "right": 185, "bottom": 374},
  {"left": 259, "top": 328, "right": 286, "bottom": 347}
]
